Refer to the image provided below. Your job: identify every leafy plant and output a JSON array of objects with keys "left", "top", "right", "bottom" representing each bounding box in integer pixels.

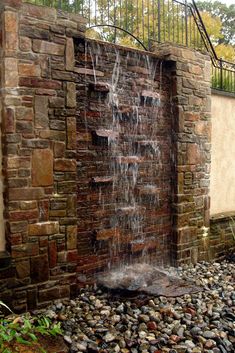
[{"left": 0, "top": 315, "right": 63, "bottom": 353}]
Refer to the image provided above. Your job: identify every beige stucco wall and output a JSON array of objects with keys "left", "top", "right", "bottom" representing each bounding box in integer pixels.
[{"left": 210, "top": 92, "right": 235, "bottom": 215}]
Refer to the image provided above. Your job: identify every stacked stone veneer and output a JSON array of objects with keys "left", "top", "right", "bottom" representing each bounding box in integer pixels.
[
  {"left": 0, "top": 1, "right": 212, "bottom": 310},
  {"left": 151, "top": 43, "right": 212, "bottom": 263},
  {"left": 0, "top": 0, "right": 85, "bottom": 311},
  {"left": 75, "top": 41, "right": 173, "bottom": 274}
]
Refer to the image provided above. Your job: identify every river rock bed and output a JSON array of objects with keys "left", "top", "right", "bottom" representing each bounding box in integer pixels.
[{"left": 44, "top": 261, "right": 235, "bottom": 353}]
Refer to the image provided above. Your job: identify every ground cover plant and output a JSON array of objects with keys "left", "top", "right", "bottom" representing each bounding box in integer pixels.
[{"left": 0, "top": 301, "right": 64, "bottom": 353}]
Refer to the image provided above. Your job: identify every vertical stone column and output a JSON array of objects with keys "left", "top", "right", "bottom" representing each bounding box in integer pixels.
[
  {"left": 0, "top": 0, "right": 85, "bottom": 310},
  {"left": 0, "top": 0, "right": 22, "bottom": 252},
  {"left": 151, "top": 43, "right": 211, "bottom": 264}
]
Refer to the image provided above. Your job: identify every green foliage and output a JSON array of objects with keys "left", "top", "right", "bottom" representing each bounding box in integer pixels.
[
  {"left": 197, "top": 0, "right": 235, "bottom": 46},
  {"left": 0, "top": 315, "right": 63, "bottom": 352}
]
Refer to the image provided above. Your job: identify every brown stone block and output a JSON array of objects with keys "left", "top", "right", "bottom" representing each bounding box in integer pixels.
[
  {"left": 7, "top": 157, "right": 30, "bottom": 169},
  {"left": 52, "top": 70, "right": 75, "bottom": 81},
  {"left": 11, "top": 243, "right": 39, "bottom": 258},
  {"left": 65, "top": 38, "right": 75, "bottom": 71},
  {"left": 49, "top": 97, "right": 64, "bottom": 108},
  {"left": 15, "top": 107, "right": 34, "bottom": 121},
  {"left": 3, "top": 11, "right": 18, "bottom": 51},
  {"left": 4, "top": 58, "right": 18, "bottom": 87},
  {"left": 49, "top": 240, "right": 57, "bottom": 268},
  {"left": 195, "top": 121, "right": 211, "bottom": 137},
  {"left": 66, "top": 37, "right": 75, "bottom": 71},
  {"left": 28, "top": 221, "right": 59, "bottom": 236},
  {"left": 32, "top": 149, "right": 53, "bottom": 187},
  {"left": 9, "top": 221, "right": 28, "bottom": 233},
  {"left": 38, "top": 285, "right": 70, "bottom": 303},
  {"left": 67, "top": 117, "right": 76, "bottom": 150},
  {"left": 49, "top": 209, "right": 66, "bottom": 217},
  {"left": 58, "top": 182, "right": 76, "bottom": 194},
  {"left": 53, "top": 141, "right": 65, "bottom": 158},
  {"left": 38, "top": 200, "right": 49, "bottom": 221},
  {"left": 54, "top": 159, "right": 76, "bottom": 172},
  {"left": 8, "top": 187, "right": 45, "bottom": 201},
  {"left": 95, "top": 228, "right": 120, "bottom": 241},
  {"left": 186, "top": 144, "right": 201, "bottom": 165},
  {"left": 19, "top": 77, "right": 61, "bottom": 90},
  {"left": 23, "top": 3, "right": 56, "bottom": 22},
  {"left": 19, "top": 63, "right": 40, "bottom": 77},
  {"left": 3, "top": 107, "right": 15, "bottom": 133},
  {"left": 67, "top": 195, "right": 76, "bottom": 217},
  {"left": 33, "top": 39, "right": 64, "bottom": 56},
  {"left": 9, "top": 210, "right": 38, "bottom": 221},
  {"left": 20, "top": 201, "right": 37, "bottom": 210},
  {"left": 16, "top": 121, "right": 33, "bottom": 133},
  {"left": 31, "top": 254, "right": 49, "bottom": 283},
  {"left": 16, "top": 259, "right": 30, "bottom": 279},
  {"left": 35, "top": 96, "right": 48, "bottom": 129},
  {"left": 74, "top": 67, "right": 104, "bottom": 77},
  {"left": 66, "top": 82, "right": 76, "bottom": 108},
  {"left": 67, "top": 250, "right": 77, "bottom": 262},
  {"left": 20, "top": 36, "right": 31, "bottom": 52},
  {"left": 67, "top": 225, "right": 77, "bottom": 250}
]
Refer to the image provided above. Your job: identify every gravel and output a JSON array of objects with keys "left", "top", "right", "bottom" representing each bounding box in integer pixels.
[{"left": 43, "top": 260, "right": 235, "bottom": 353}]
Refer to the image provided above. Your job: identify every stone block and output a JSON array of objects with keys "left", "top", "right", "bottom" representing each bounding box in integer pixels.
[
  {"left": 23, "top": 3, "right": 56, "bottom": 22},
  {"left": 19, "top": 77, "right": 61, "bottom": 90},
  {"left": 187, "top": 144, "right": 201, "bottom": 165},
  {"left": 19, "top": 63, "right": 40, "bottom": 77},
  {"left": 31, "top": 254, "right": 49, "bottom": 283},
  {"left": 32, "top": 149, "right": 53, "bottom": 186},
  {"left": 16, "top": 121, "right": 33, "bottom": 133},
  {"left": 49, "top": 240, "right": 57, "bottom": 268},
  {"left": 33, "top": 39, "right": 64, "bottom": 56},
  {"left": 4, "top": 58, "right": 18, "bottom": 87},
  {"left": 20, "top": 36, "right": 31, "bottom": 51},
  {"left": 35, "top": 96, "right": 48, "bottom": 128},
  {"left": 10, "top": 221, "right": 28, "bottom": 233},
  {"left": 74, "top": 67, "right": 104, "bottom": 77},
  {"left": 3, "top": 108, "right": 15, "bottom": 133},
  {"left": 53, "top": 141, "right": 65, "bottom": 158},
  {"left": 67, "top": 117, "right": 76, "bottom": 150},
  {"left": 16, "top": 260, "right": 30, "bottom": 279},
  {"left": 3, "top": 11, "right": 18, "bottom": 51},
  {"left": 66, "top": 37, "right": 75, "bottom": 71},
  {"left": 15, "top": 107, "right": 34, "bottom": 121},
  {"left": 95, "top": 228, "right": 120, "bottom": 241},
  {"left": 67, "top": 225, "right": 77, "bottom": 250},
  {"left": 66, "top": 82, "right": 76, "bottom": 108},
  {"left": 54, "top": 159, "right": 76, "bottom": 172},
  {"left": 28, "top": 222, "right": 59, "bottom": 236},
  {"left": 9, "top": 210, "right": 38, "bottom": 221},
  {"left": 8, "top": 188, "right": 45, "bottom": 201}
]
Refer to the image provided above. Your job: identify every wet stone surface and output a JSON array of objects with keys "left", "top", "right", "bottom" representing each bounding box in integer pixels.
[
  {"left": 98, "top": 263, "right": 202, "bottom": 297},
  {"left": 40, "top": 261, "right": 235, "bottom": 353}
]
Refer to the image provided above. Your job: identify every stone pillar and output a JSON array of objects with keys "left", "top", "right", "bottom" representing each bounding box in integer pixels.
[
  {"left": 0, "top": 0, "right": 85, "bottom": 310},
  {"left": 151, "top": 43, "right": 211, "bottom": 264}
]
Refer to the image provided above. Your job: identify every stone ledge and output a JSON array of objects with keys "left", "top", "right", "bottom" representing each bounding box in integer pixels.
[
  {"left": 0, "top": 251, "right": 11, "bottom": 269},
  {"left": 211, "top": 89, "right": 235, "bottom": 99},
  {"left": 210, "top": 211, "right": 235, "bottom": 223}
]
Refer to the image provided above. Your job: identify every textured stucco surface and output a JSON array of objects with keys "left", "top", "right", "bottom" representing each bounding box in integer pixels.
[{"left": 210, "top": 93, "right": 235, "bottom": 215}]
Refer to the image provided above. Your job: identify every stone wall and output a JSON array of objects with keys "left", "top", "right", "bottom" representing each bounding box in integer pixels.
[
  {"left": 0, "top": 1, "right": 213, "bottom": 310},
  {"left": 0, "top": 0, "right": 85, "bottom": 311}
]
